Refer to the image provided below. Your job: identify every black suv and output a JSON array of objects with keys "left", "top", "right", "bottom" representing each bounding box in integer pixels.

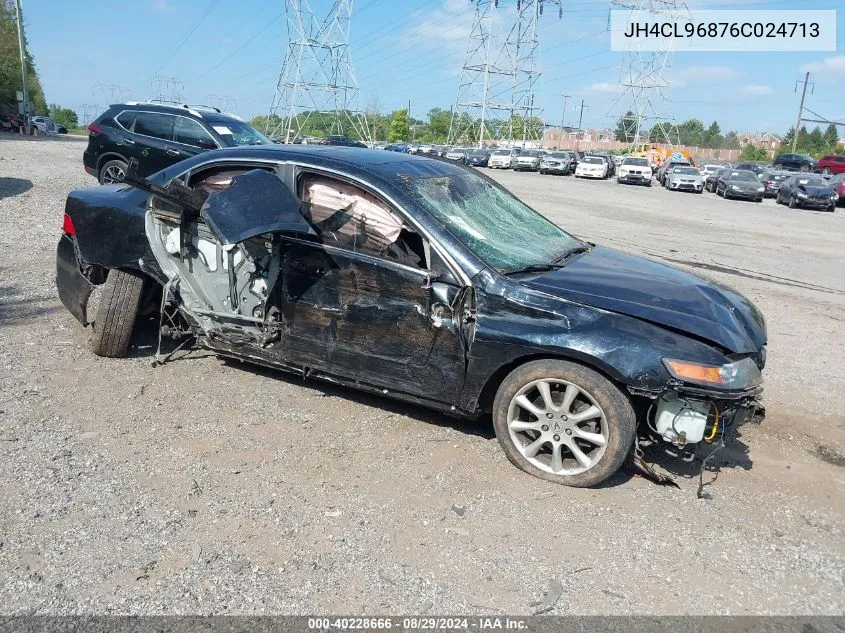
[
  {"left": 771, "top": 153, "right": 816, "bottom": 172},
  {"left": 83, "top": 101, "right": 272, "bottom": 184}
]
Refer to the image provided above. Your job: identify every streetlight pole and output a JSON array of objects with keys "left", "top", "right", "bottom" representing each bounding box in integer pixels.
[{"left": 15, "top": 0, "right": 29, "bottom": 134}]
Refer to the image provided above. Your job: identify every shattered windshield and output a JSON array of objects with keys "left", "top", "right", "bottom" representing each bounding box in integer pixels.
[
  {"left": 409, "top": 172, "right": 581, "bottom": 271},
  {"left": 209, "top": 120, "right": 272, "bottom": 147}
]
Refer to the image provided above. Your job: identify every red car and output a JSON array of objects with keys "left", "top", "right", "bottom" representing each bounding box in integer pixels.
[
  {"left": 816, "top": 155, "right": 845, "bottom": 175},
  {"left": 828, "top": 173, "right": 845, "bottom": 204}
]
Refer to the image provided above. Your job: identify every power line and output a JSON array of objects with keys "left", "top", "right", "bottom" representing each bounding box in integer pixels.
[
  {"left": 153, "top": 0, "right": 220, "bottom": 75},
  {"left": 198, "top": 11, "right": 284, "bottom": 80}
]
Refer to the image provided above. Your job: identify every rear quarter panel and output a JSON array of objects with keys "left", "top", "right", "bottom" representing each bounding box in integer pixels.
[{"left": 65, "top": 185, "right": 166, "bottom": 283}]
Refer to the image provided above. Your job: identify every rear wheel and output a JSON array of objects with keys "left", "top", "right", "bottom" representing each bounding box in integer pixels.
[
  {"left": 90, "top": 269, "right": 145, "bottom": 358},
  {"left": 99, "top": 159, "right": 128, "bottom": 185},
  {"left": 492, "top": 359, "right": 635, "bottom": 487}
]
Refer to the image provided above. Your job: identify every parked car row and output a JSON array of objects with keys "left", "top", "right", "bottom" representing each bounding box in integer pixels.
[{"left": 0, "top": 113, "right": 68, "bottom": 134}]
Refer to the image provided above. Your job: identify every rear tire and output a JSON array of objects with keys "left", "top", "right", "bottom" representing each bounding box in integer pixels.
[
  {"left": 90, "top": 269, "right": 145, "bottom": 358},
  {"left": 492, "top": 359, "right": 635, "bottom": 488},
  {"left": 99, "top": 159, "right": 128, "bottom": 185}
]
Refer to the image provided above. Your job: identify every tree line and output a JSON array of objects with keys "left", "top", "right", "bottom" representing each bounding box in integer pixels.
[
  {"left": 248, "top": 107, "right": 545, "bottom": 144},
  {"left": 0, "top": 0, "right": 47, "bottom": 115},
  {"left": 615, "top": 110, "right": 843, "bottom": 159}
]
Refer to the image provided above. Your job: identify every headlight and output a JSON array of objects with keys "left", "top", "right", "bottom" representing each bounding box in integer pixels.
[
  {"left": 797, "top": 191, "right": 808, "bottom": 198},
  {"left": 730, "top": 185, "right": 739, "bottom": 191},
  {"left": 663, "top": 357, "right": 762, "bottom": 389},
  {"left": 756, "top": 187, "right": 764, "bottom": 192}
]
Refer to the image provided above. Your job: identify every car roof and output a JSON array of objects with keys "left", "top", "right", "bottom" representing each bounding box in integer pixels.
[
  {"left": 110, "top": 102, "right": 244, "bottom": 123},
  {"left": 176, "top": 145, "right": 466, "bottom": 181}
]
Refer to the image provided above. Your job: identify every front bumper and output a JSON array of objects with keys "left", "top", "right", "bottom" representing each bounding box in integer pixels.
[
  {"left": 796, "top": 197, "right": 836, "bottom": 208},
  {"left": 541, "top": 164, "right": 569, "bottom": 174},
  {"left": 513, "top": 163, "right": 539, "bottom": 171},
  {"left": 576, "top": 171, "right": 604, "bottom": 178},
  {"left": 488, "top": 161, "right": 511, "bottom": 169},
  {"left": 669, "top": 181, "right": 703, "bottom": 191},
  {"left": 56, "top": 234, "right": 94, "bottom": 326},
  {"left": 619, "top": 173, "right": 651, "bottom": 184},
  {"left": 728, "top": 188, "right": 762, "bottom": 199}
]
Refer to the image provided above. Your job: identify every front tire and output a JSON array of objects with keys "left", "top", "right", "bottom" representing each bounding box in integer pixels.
[
  {"left": 789, "top": 195, "right": 799, "bottom": 209},
  {"left": 492, "top": 359, "right": 636, "bottom": 488},
  {"left": 90, "top": 269, "right": 145, "bottom": 358}
]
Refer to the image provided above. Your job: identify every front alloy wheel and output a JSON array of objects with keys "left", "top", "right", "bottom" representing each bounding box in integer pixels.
[{"left": 492, "top": 360, "right": 635, "bottom": 487}]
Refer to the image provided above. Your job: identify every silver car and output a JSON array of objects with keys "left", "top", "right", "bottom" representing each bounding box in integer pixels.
[
  {"left": 513, "top": 149, "right": 542, "bottom": 172},
  {"left": 488, "top": 148, "right": 520, "bottom": 169},
  {"left": 666, "top": 166, "right": 704, "bottom": 193},
  {"left": 445, "top": 147, "right": 469, "bottom": 161}
]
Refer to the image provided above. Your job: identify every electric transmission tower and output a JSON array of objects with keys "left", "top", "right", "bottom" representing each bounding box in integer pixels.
[
  {"left": 449, "top": 0, "right": 563, "bottom": 146},
  {"left": 266, "top": 0, "right": 369, "bottom": 143},
  {"left": 606, "top": 0, "right": 690, "bottom": 147}
]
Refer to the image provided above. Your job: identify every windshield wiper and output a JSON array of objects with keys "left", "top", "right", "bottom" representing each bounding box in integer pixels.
[
  {"left": 501, "top": 263, "right": 566, "bottom": 276},
  {"left": 551, "top": 244, "right": 591, "bottom": 264}
]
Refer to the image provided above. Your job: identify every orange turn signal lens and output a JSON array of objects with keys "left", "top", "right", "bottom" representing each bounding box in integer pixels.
[{"left": 665, "top": 360, "right": 724, "bottom": 385}]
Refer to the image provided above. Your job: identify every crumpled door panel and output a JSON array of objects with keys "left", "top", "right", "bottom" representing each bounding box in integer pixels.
[{"left": 200, "top": 169, "right": 314, "bottom": 246}]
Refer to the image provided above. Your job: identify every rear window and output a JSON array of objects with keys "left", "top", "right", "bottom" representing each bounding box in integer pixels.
[
  {"left": 116, "top": 111, "right": 135, "bottom": 130},
  {"left": 134, "top": 112, "right": 174, "bottom": 140}
]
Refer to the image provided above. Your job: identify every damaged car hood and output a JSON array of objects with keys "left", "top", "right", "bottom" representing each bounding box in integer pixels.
[{"left": 521, "top": 246, "right": 767, "bottom": 354}]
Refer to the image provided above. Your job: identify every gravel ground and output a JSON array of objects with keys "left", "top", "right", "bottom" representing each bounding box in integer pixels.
[{"left": 0, "top": 137, "right": 843, "bottom": 616}]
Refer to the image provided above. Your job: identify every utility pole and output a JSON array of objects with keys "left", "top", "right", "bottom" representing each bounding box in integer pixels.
[
  {"left": 560, "top": 94, "right": 571, "bottom": 149},
  {"left": 15, "top": 0, "right": 29, "bottom": 134},
  {"left": 575, "top": 100, "right": 589, "bottom": 150},
  {"left": 792, "top": 72, "right": 811, "bottom": 153}
]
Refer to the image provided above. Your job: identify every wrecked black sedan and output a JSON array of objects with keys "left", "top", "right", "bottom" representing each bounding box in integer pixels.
[{"left": 56, "top": 146, "right": 766, "bottom": 487}]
